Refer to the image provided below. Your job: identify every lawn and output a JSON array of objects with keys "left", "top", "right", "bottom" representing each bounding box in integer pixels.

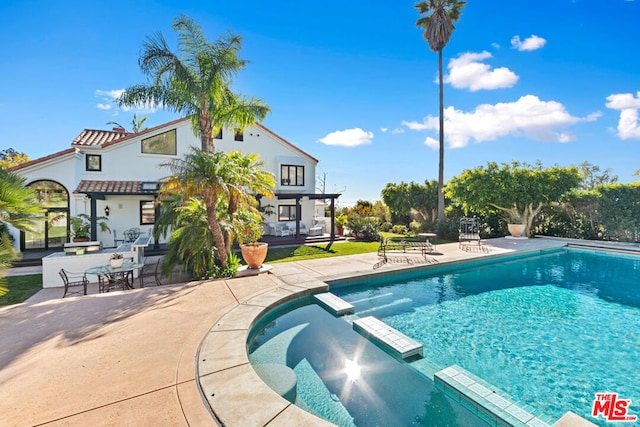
[
  {"left": 265, "top": 241, "right": 380, "bottom": 263},
  {"left": 0, "top": 274, "right": 43, "bottom": 306}
]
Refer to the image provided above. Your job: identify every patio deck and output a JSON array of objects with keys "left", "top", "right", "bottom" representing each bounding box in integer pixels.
[{"left": 0, "top": 237, "right": 600, "bottom": 426}]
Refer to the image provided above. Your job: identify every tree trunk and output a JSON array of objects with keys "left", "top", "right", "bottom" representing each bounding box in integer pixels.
[
  {"left": 204, "top": 191, "right": 228, "bottom": 268},
  {"left": 437, "top": 48, "right": 445, "bottom": 221}
]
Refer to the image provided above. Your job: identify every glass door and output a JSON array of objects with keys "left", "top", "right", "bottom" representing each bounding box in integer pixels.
[{"left": 23, "top": 209, "right": 68, "bottom": 250}]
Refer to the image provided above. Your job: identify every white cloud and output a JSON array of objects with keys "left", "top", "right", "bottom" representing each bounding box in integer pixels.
[
  {"left": 95, "top": 88, "right": 158, "bottom": 113},
  {"left": 403, "top": 95, "right": 597, "bottom": 148},
  {"left": 317, "top": 128, "right": 374, "bottom": 147},
  {"left": 491, "top": 42, "right": 501, "bottom": 49},
  {"left": 444, "top": 51, "right": 519, "bottom": 91},
  {"left": 424, "top": 136, "right": 438, "bottom": 149},
  {"left": 391, "top": 128, "right": 405, "bottom": 134},
  {"left": 380, "top": 127, "right": 388, "bottom": 133},
  {"left": 606, "top": 92, "right": 640, "bottom": 139},
  {"left": 511, "top": 35, "right": 547, "bottom": 51}
]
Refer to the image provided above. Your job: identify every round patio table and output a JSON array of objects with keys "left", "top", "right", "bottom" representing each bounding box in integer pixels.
[{"left": 86, "top": 262, "right": 144, "bottom": 291}]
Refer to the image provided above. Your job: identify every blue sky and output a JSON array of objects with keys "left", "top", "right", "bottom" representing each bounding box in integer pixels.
[{"left": 2, "top": 0, "right": 639, "bottom": 206}]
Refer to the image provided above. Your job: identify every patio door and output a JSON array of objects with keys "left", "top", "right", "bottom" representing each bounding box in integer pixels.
[{"left": 23, "top": 209, "right": 68, "bottom": 250}]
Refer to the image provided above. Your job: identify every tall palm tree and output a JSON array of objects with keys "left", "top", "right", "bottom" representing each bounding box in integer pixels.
[
  {"left": 415, "top": 0, "right": 465, "bottom": 221},
  {"left": 118, "top": 14, "right": 270, "bottom": 153},
  {"left": 162, "top": 148, "right": 274, "bottom": 268}
]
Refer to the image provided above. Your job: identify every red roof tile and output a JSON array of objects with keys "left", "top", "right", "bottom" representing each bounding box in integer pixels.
[
  {"left": 74, "top": 180, "right": 159, "bottom": 195},
  {"left": 72, "top": 129, "right": 132, "bottom": 147}
]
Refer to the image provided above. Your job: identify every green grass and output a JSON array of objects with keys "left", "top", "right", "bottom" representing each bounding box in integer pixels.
[
  {"left": 265, "top": 241, "right": 380, "bottom": 263},
  {"left": 0, "top": 274, "right": 43, "bottom": 306}
]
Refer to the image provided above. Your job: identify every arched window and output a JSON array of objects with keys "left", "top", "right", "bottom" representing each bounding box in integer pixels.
[{"left": 23, "top": 180, "right": 69, "bottom": 250}]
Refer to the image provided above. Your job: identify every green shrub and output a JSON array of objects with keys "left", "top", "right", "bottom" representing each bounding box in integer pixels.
[
  {"left": 379, "top": 222, "right": 392, "bottom": 232},
  {"left": 435, "top": 218, "right": 460, "bottom": 241},
  {"left": 391, "top": 224, "right": 408, "bottom": 235},
  {"left": 348, "top": 216, "right": 380, "bottom": 241},
  {"left": 409, "top": 220, "right": 420, "bottom": 235}
]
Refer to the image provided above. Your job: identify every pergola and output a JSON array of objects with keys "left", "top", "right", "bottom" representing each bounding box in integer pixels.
[{"left": 274, "top": 192, "right": 342, "bottom": 245}]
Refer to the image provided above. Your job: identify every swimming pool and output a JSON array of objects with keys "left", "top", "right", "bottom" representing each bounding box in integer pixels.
[{"left": 247, "top": 247, "right": 640, "bottom": 426}]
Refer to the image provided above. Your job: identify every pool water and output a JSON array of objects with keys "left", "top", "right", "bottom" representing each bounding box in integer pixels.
[{"left": 248, "top": 248, "right": 640, "bottom": 426}]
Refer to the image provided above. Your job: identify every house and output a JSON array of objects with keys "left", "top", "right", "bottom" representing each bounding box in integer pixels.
[{"left": 10, "top": 117, "right": 340, "bottom": 254}]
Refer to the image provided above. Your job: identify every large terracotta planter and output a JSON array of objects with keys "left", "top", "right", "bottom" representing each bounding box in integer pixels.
[
  {"left": 508, "top": 223, "right": 526, "bottom": 237},
  {"left": 241, "top": 243, "right": 268, "bottom": 269}
]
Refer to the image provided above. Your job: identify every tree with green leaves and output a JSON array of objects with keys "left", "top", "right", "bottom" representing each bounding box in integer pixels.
[
  {"left": 381, "top": 180, "right": 438, "bottom": 222},
  {"left": 161, "top": 148, "right": 274, "bottom": 269},
  {"left": 577, "top": 161, "right": 618, "bottom": 190},
  {"left": 0, "top": 149, "right": 29, "bottom": 169},
  {"left": 415, "top": 0, "right": 465, "bottom": 221},
  {"left": 0, "top": 169, "right": 42, "bottom": 295},
  {"left": 445, "top": 162, "right": 581, "bottom": 236},
  {"left": 107, "top": 113, "right": 148, "bottom": 133},
  {"left": 118, "top": 14, "right": 270, "bottom": 153}
]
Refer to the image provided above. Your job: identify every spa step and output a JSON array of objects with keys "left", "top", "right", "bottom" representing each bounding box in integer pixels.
[
  {"left": 353, "top": 316, "right": 423, "bottom": 360},
  {"left": 434, "top": 365, "right": 551, "bottom": 427},
  {"left": 313, "top": 292, "right": 355, "bottom": 316}
]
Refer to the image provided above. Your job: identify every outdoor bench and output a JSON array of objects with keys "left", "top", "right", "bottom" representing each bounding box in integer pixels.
[{"left": 377, "top": 238, "right": 433, "bottom": 258}]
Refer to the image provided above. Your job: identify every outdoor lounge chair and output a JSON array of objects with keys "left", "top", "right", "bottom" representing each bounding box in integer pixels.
[{"left": 459, "top": 217, "right": 481, "bottom": 248}]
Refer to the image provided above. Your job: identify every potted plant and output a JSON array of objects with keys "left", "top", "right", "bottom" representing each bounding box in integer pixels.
[
  {"left": 335, "top": 214, "right": 348, "bottom": 236},
  {"left": 109, "top": 252, "right": 124, "bottom": 268},
  {"left": 506, "top": 212, "right": 526, "bottom": 238},
  {"left": 70, "top": 213, "right": 110, "bottom": 242},
  {"left": 234, "top": 210, "right": 268, "bottom": 269}
]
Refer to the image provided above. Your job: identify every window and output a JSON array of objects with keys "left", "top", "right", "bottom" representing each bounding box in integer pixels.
[
  {"left": 86, "top": 154, "right": 101, "bottom": 171},
  {"left": 141, "top": 129, "right": 177, "bottom": 155},
  {"left": 140, "top": 201, "right": 155, "bottom": 225},
  {"left": 234, "top": 130, "right": 244, "bottom": 141},
  {"left": 215, "top": 128, "right": 222, "bottom": 139},
  {"left": 278, "top": 205, "right": 296, "bottom": 221},
  {"left": 280, "top": 164, "right": 304, "bottom": 186}
]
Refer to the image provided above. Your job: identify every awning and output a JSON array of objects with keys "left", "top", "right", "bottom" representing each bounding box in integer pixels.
[{"left": 74, "top": 180, "right": 161, "bottom": 199}]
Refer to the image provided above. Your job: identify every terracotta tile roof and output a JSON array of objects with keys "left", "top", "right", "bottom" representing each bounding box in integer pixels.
[
  {"left": 72, "top": 128, "right": 133, "bottom": 147},
  {"left": 74, "top": 180, "right": 160, "bottom": 195}
]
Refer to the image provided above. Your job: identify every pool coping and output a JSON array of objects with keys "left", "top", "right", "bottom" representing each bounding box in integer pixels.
[{"left": 196, "top": 238, "right": 602, "bottom": 426}]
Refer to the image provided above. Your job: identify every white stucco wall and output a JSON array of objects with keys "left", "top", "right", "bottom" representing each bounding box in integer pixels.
[{"left": 13, "top": 119, "right": 321, "bottom": 252}]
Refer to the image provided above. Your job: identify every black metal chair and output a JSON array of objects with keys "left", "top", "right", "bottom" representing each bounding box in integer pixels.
[
  {"left": 59, "top": 269, "right": 89, "bottom": 298},
  {"left": 124, "top": 228, "right": 141, "bottom": 243},
  {"left": 459, "top": 217, "right": 482, "bottom": 248},
  {"left": 139, "top": 258, "right": 163, "bottom": 287}
]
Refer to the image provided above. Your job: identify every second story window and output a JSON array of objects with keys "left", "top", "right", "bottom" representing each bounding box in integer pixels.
[
  {"left": 281, "top": 164, "right": 304, "bottom": 186},
  {"left": 141, "top": 129, "right": 177, "bottom": 155},
  {"left": 234, "top": 130, "right": 244, "bottom": 141},
  {"left": 86, "top": 154, "right": 102, "bottom": 171}
]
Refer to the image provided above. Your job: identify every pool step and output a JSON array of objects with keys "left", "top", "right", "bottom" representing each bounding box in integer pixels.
[
  {"left": 353, "top": 316, "right": 423, "bottom": 360},
  {"left": 314, "top": 292, "right": 355, "bottom": 316},
  {"left": 434, "top": 365, "right": 551, "bottom": 427}
]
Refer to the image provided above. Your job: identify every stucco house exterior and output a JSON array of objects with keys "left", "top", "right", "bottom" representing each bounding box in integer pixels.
[{"left": 10, "top": 117, "right": 338, "bottom": 254}]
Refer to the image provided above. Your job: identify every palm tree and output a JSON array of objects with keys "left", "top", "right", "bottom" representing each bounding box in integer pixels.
[
  {"left": 415, "top": 0, "right": 465, "bottom": 221},
  {"left": 162, "top": 148, "right": 275, "bottom": 268},
  {"left": 0, "top": 169, "right": 42, "bottom": 295},
  {"left": 117, "top": 14, "right": 270, "bottom": 153},
  {"left": 106, "top": 113, "right": 148, "bottom": 133}
]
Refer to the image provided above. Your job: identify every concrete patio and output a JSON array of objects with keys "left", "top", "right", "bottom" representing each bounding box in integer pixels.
[{"left": 1, "top": 238, "right": 597, "bottom": 426}]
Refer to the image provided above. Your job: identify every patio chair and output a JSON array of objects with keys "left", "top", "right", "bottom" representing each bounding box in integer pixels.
[
  {"left": 139, "top": 258, "right": 163, "bottom": 287},
  {"left": 124, "top": 227, "right": 141, "bottom": 243},
  {"left": 459, "top": 217, "right": 481, "bottom": 248},
  {"left": 59, "top": 269, "right": 89, "bottom": 298}
]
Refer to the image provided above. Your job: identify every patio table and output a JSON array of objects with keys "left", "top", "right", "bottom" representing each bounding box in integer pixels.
[{"left": 86, "top": 261, "right": 145, "bottom": 291}]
